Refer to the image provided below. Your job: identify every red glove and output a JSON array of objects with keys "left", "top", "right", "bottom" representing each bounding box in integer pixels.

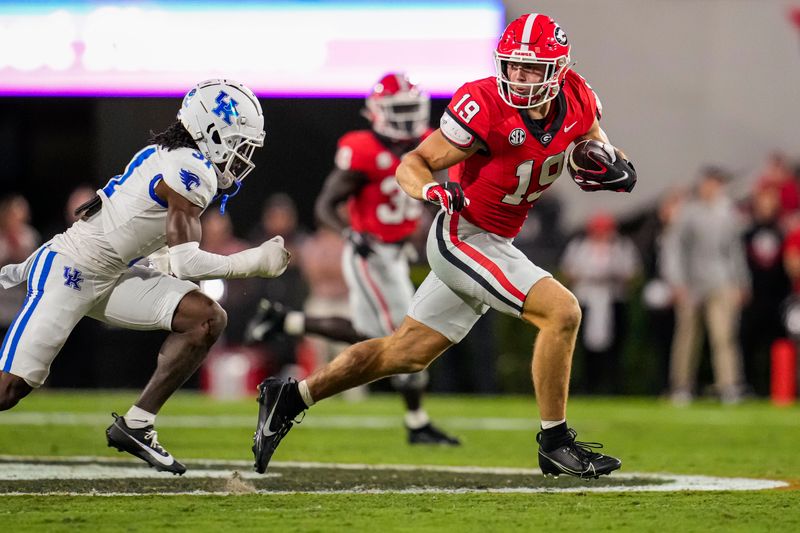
[{"left": 422, "top": 182, "right": 469, "bottom": 215}]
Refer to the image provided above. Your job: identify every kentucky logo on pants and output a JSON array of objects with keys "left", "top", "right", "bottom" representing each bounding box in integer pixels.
[{"left": 63, "top": 267, "right": 83, "bottom": 290}]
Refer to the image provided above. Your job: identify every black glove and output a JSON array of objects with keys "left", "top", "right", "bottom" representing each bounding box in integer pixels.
[
  {"left": 615, "top": 158, "right": 637, "bottom": 192},
  {"left": 345, "top": 230, "right": 374, "bottom": 258},
  {"left": 570, "top": 141, "right": 637, "bottom": 193}
]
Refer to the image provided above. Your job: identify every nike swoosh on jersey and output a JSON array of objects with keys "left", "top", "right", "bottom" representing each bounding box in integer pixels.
[
  {"left": 124, "top": 432, "right": 175, "bottom": 466},
  {"left": 261, "top": 386, "right": 285, "bottom": 438},
  {"left": 564, "top": 121, "right": 578, "bottom": 133}
]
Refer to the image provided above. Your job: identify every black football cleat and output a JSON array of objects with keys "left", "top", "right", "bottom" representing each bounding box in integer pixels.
[
  {"left": 106, "top": 413, "right": 186, "bottom": 475},
  {"left": 408, "top": 423, "right": 461, "bottom": 446},
  {"left": 536, "top": 428, "right": 621, "bottom": 479},
  {"left": 253, "top": 377, "right": 299, "bottom": 474},
  {"left": 245, "top": 299, "right": 288, "bottom": 343}
]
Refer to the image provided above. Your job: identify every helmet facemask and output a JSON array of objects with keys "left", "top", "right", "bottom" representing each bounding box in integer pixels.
[
  {"left": 495, "top": 55, "right": 570, "bottom": 109},
  {"left": 214, "top": 132, "right": 262, "bottom": 189},
  {"left": 366, "top": 92, "right": 430, "bottom": 141}
]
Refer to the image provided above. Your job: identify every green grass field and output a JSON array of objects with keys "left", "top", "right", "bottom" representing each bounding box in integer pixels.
[{"left": 0, "top": 391, "right": 798, "bottom": 532}]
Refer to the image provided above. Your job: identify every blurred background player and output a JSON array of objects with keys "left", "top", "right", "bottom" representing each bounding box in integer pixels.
[
  {"left": 246, "top": 73, "right": 459, "bottom": 445},
  {"left": 252, "top": 14, "right": 636, "bottom": 478},
  {"left": 0, "top": 79, "right": 290, "bottom": 474}
]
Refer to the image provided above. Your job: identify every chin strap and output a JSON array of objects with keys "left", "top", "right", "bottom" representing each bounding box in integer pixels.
[{"left": 219, "top": 181, "right": 242, "bottom": 215}]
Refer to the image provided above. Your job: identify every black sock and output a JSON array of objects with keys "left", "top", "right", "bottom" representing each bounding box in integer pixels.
[
  {"left": 400, "top": 388, "right": 422, "bottom": 412},
  {"left": 283, "top": 381, "right": 308, "bottom": 420},
  {"left": 539, "top": 422, "right": 570, "bottom": 452}
]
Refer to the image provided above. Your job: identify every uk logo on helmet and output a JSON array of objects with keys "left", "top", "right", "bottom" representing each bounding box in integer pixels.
[
  {"left": 180, "top": 169, "right": 201, "bottom": 191},
  {"left": 212, "top": 90, "right": 240, "bottom": 125}
]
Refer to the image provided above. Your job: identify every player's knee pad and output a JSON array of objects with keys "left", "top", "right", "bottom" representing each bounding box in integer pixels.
[{"left": 391, "top": 370, "right": 429, "bottom": 392}]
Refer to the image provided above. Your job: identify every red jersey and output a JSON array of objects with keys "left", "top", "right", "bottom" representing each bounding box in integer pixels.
[
  {"left": 441, "top": 70, "right": 601, "bottom": 238},
  {"left": 784, "top": 228, "right": 800, "bottom": 293},
  {"left": 336, "top": 130, "right": 427, "bottom": 243}
]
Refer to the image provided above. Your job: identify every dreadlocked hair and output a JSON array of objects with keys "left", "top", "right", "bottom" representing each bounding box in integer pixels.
[{"left": 149, "top": 121, "right": 198, "bottom": 151}]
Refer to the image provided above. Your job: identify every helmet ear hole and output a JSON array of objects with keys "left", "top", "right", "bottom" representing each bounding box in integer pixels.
[{"left": 211, "top": 130, "right": 221, "bottom": 145}]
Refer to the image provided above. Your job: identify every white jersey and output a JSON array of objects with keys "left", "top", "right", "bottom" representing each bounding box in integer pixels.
[{"left": 50, "top": 145, "right": 217, "bottom": 275}]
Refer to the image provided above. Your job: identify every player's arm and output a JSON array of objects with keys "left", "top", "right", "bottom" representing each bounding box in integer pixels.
[
  {"left": 397, "top": 130, "right": 477, "bottom": 213},
  {"left": 155, "top": 180, "right": 290, "bottom": 280},
  {"left": 314, "top": 168, "right": 376, "bottom": 257},
  {"left": 159, "top": 180, "right": 203, "bottom": 246},
  {"left": 314, "top": 168, "right": 366, "bottom": 234}
]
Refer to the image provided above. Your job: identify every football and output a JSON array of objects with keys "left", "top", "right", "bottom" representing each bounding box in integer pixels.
[
  {"left": 567, "top": 139, "right": 637, "bottom": 192},
  {"left": 567, "top": 139, "right": 615, "bottom": 181}
]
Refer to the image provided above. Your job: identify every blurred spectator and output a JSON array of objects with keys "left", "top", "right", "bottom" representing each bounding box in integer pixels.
[
  {"left": 199, "top": 210, "right": 258, "bottom": 344},
  {"left": 740, "top": 187, "right": 790, "bottom": 396},
  {"left": 0, "top": 194, "right": 40, "bottom": 340},
  {"left": 247, "top": 194, "right": 309, "bottom": 372},
  {"left": 64, "top": 185, "right": 96, "bottom": 225},
  {"left": 754, "top": 151, "right": 800, "bottom": 224},
  {"left": 296, "top": 227, "right": 351, "bottom": 363},
  {"left": 662, "top": 167, "right": 750, "bottom": 404},
  {"left": 39, "top": 184, "right": 95, "bottom": 241},
  {"left": 249, "top": 193, "right": 307, "bottom": 259},
  {"left": 561, "top": 212, "right": 641, "bottom": 394},
  {"left": 635, "top": 188, "right": 686, "bottom": 394}
]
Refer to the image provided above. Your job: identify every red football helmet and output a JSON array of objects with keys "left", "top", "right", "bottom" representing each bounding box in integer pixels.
[
  {"left": 494, "top": 13, "right": 572, "bottom": 109},
  {"left": 364, "top": 73, "right": 430, "bottom": 141}
]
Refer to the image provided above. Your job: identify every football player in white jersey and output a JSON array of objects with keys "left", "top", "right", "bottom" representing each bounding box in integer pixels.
[{"left": 0, "top": 79, "right": 290, "bottom": 475}]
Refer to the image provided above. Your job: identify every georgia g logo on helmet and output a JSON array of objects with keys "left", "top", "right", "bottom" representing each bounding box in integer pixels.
[{"left": 554, "top": 26, "right": 568, "bottom": 46}]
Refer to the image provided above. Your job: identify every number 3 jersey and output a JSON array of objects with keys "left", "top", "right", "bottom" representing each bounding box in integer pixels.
[
  {"left": 335, "top": 130, "right": 427, "bottom": 244},
  {"left": 440, "top": 70, "right": 601, "bottom": 238},
  {"left": 50, "top": 145, "right": 218, "bottom": 275}
]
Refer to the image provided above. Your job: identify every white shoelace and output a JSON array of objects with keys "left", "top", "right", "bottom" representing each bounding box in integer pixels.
[{"left": 144, "top": 429, "right": 163, "bottom": 451}]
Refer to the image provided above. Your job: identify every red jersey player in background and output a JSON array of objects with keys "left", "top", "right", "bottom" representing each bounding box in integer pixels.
[
  {"left": 252, "top": 13, "right": 637, "bottom": 479},
  {"left": 246, "top": 73, "right": 459, "bottom": 445}
]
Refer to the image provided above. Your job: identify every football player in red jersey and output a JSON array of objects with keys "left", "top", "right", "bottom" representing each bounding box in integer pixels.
[
  {"left": 246, "top": 73, "right": 459, "bottom": 445},
  {"left": 252, "top": 14, "right": 635, "bottom": 479}
]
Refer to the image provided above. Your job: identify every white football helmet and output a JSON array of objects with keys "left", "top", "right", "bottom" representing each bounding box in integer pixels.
[{"left": 178, "top": 79, "right": 266, "bottom": 189}]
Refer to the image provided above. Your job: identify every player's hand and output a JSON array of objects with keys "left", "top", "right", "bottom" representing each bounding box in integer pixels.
[
  {"left": 422, "top": 181, "right": 469, "bottom": 215},
  {"left": 573, "top": 157, "right": 637, "bottom": 192},
  {"left": 257, "top": 236, "right": 291, "bottom": 277},
  {"left": 344, "top": 230, "right": 374, "bottom": 258},
  {"left": 571, "top": 142, "right": 637, "bottom": 193}
]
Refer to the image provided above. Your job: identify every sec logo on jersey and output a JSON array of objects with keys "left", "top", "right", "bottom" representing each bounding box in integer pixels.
[{"left": 508, "top": 128, "right": 526, "bottom": 146}]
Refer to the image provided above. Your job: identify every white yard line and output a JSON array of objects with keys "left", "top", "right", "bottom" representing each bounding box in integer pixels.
[
  {"left": 0, "top": 456, "right": 788, "bottom": 493},
  {"left": 3, "top": 411, "right": 798, "bottom": 430}
]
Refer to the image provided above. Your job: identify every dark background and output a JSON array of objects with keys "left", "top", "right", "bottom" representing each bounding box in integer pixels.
[{"left": 0, "top": 96, "right": 450, "bottom": 237}]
